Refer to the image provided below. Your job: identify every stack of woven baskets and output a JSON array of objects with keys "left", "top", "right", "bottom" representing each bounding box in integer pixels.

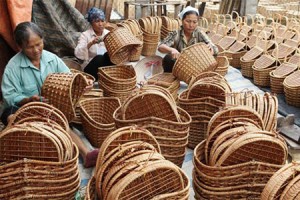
[
  {"left": 139, "top": 16, "right": 162, "bottom": 56},
  {"left": 147, "top": 73, "right": 180, "bottom": 100},
  {"left": 261, "top": 162, "right": 300, "bottom": 199},
  {"left": 103, "top": 27, "right": 142, "bottom": 64},
  {"left": 79, "top": 97, "right": 121, "bottom": 147},
  {"left": 270, "top": 52, "right": 300, "bottom": 94},
  {"left": 0, "top": 102, "right": 80, "bottom": 199},
  {"left": 41, "top": 72, "right": 88, "bottom": 122},
  {"left": 161, "top": 16, "right": 181, "bottom": 39},
  {"left": 84, "top": 126, "right": 190, "bottom": 200},
  {"left": 172, "top": 43, "right": 218, "bottom": 84},
  {"left": 193, "top": 105, "right": 288, "bottom": 199},
  {"left": 178, "top": 72, "right": 232, "bottom": 149},
  {"left": 117, "top": 19, "right": 143, "bottom": 61},
  {"left": 225, "top": 91, "right": 278, "bottom": 131},
  {"left": 113, "top": 85, "right": 191, "bottom": 167},
  {"left": 98, "top": 65, "right": 137, "bottom": 103},
  {"left": 283, "top": 70, "right": 300, "bottom": 107}
]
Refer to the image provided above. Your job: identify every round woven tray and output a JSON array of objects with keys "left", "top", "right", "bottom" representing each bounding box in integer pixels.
[
  {"left": 172, "top": 43, "right": 218, "bottom": 84},
  {"left": 134, "top": 55, "right": 164, "bottom": 83},
  {"left": 104, "top": 27, "right": 142, "bottom": 64},
  {"left": 41, "top": 73, "right": 88, "bottom": 122}
]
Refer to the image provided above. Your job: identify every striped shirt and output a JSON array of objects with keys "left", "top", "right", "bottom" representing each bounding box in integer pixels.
[{"left": 160, "top": 26, "right": 218, "bottom": 56}]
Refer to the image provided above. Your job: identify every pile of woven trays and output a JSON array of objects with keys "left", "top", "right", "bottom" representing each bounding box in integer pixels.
[
  {"left": 262, "top": 162, "right": 300, "bottom": 199},
  {"left": 117, "top": 19, "right": 143, "bottom": 61},
  {"left": 103, "top": 27, "right": 142, "bottom": 64},
  {"left": 161, "top": 16, "right": 181, "bottom": 39},
  {"left": 178, "top": 72, "right": 232, "bottom": 149},
  {"left": 41, "top": 72, "right": 88, "bottom": 122},
  {"left": 147, "top": 73, "right": 180, "bottom": 100},
  {"left": 270, "top": 52, "right": 300, "bottom": 94},
  {"left": 0, "top": 102, "right": 80, "bottom": 199},
  {"left": 113, "top": 85, "right": 191, "bottom": 167},
  {"left": 283, "top": 70, "right": 300, "bottom": 107},
  {"left": 98, "top": 65, "right": 137, "bottom": 103},
  {"left": 193, "top": 105, "right": 288, "bottom": 199},
  {"left": 79, "top": 97, "right": 121, "bottom": 147},
  {"left": 139, "top": 16, "right": 162, "bottom": 56},
  {"left": 225, "top": 91, "right": 278, "bottom": 131},
  {"left": 172, "top": 43, "right": 218, "bottom": 84},
  {"left": 84, "top": 126, "right": 190, "bottom": 200}
]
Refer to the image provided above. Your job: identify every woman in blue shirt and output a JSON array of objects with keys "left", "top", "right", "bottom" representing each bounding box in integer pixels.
[{"left": 1, "top": 22, "right": 98, "bottom": 168}]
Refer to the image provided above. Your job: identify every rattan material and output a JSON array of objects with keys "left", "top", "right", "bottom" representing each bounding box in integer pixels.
[
  {"left": 41, "top": 73, "right": 88, "bottom": 122},
  {"left": 7, "top": 102, "right": 69, "bottom": 131},
  {"left": 283, "top": 70, "right": 300, "bottom": 107},
  {"left": 134, "top": 56, "right": 164, "bottom": 83},
  {"left": 104, "top": 27, "right": 142, "bottom": 64},
  {"left": 79, "top": 97, "right": 121, "bottom": 147},
  {"left": 215, "top": 56, "right": 229, "bottom": 76},
  {"left": 172, "top": 43, "right": 218, "bottom": 84}
]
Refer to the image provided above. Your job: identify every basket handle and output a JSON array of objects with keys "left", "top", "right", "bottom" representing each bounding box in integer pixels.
[{"left": 231, "top": 11, "right": 240, "bottom": 21}]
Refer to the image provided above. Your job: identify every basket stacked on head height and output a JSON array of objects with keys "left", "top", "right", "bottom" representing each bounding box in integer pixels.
[
  {"left": 79, "top": 97, "right": 121, "bottom": 148},
  {"left": 103, "top": 27, "right": 142, "bottom": 64},
  {"left": 113, "top": 86, "right": 191, "bottom": 167},
  {"left": 98, "top": 65, "right": 137, "bottom": 103},
  {"left": 172, "top": 43, "right": 218, "bottom": 84},
  {"left": 41, "top": 73, "right": 88, "bottom": 122},
  {"left": 178, "top": 72, "right": 232, "bottom": 149},
  {"left": 139, "top": 16, "right": 162, "bottom": 56},
  {"left": 89, "top": 126, "right": 190, "bottom": 200}
]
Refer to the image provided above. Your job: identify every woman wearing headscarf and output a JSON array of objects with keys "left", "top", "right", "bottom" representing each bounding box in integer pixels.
[
  {"left": 158, "top": 6, "right": 218, "bottom": 72},
  {"left": 2, "top": 21, "right": 98, "bottom": 168},
  {"left": 75, "top": 7, "right": 113, "bottom": 80}
]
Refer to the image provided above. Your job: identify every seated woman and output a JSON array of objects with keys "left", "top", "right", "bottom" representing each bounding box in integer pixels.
[
  {"left": 75, "top": 7, "right": 113, "bottom": 80},
  {"left": 1, "top": 21, "right": 97, "bottom": 168},
  {"left": 158, "top": 6, "right": 218, "bottom": 72}
]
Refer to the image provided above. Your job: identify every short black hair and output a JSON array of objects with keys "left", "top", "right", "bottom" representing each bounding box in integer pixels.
[
  {"left": 14, "top": 22, "right": 43, "bottom": 47},
  {"left": 182, "top": 10, "right": 199, "bottom": 20}
]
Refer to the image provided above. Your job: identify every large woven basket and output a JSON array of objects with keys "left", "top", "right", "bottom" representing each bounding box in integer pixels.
[
  {"left": 41, "top": 73, "right": 88, "bottom": 122},
  {"left": 172, "top": 43, "right": 218, "bottom": 84},
  {"left": 104, "top": 27, "right": 142, "bottom": 64},
  {"left": 79, "top": 97, "right": 121, "bottom": 148}
]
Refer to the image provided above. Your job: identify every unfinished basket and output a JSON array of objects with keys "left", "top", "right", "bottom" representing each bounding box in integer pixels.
[
  {"left": 173, "top": 43, "right": 218, "bottom": 84},
  {"left": 79, "top": 97, "right": 121, "bottom": 147},
  {"left": 41, "top": 73, "right": 88, "bottom": 122},
  {"left": 104, "top": 27, "right": 142, "bottom": 64}
]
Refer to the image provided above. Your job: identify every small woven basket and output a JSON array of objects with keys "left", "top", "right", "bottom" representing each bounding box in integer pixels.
[
  {"left": 172, "top": 43, "right": 218, "bottom": 84},
  {"left": 104, "top": 27, "right": 142, "bottom": 64},
  {"left": 215, "top": 56, "right": 229, "bottom": 76},
  {"left": 79, "top": 97, "right": 121, "bottom": 147},
  {"left": 41, "top": 73, "right": 88, "bottom": 122}
]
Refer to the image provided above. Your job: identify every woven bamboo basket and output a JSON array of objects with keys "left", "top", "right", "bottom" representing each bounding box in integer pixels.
[
  {"left": 147, "top": 73, "right": 180, "bottom": 100},
  {"left": 104, "top": 27, "right": 142, "bottom": 64},
  {"left": 79, "top": 97, "right": 121, "bottom": 148},
  {"left": 261, "top": 162, "right": 300, "bottom": 200},
  {"left": 215, "top": 56, "right": 230, "bottom": 76},
  {"left": 193, "top": 140, "right": 283, "bottom": 200},
  {"left": 0, "top": 144, "right": 79, "bottom": 199},
  {"left": 41, "top": 73, "right": 88, "bottom": 122},
  {"left": 283, "top": 70, "right": 300, "bottom": 107},
  {"left": 98, "top": 65, "right": 136, "bottom": 91},
  {"left": 270, "top": 62, "right": 298, "bottom": 94},
  {"left": 134, "top": 56, "right": 164, "bottom": 83},
  {"left": 172, "top": 43, "right": 218, "bottom": 84},
  {"left": 223, "top": 40, "right": 248, "bottom": 68},
  {"left": 7, "top": 102, "right": 69, "bottom": 131}
]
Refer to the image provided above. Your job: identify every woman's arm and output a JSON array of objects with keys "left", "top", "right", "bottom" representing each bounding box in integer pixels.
[{"left": 158, "top": 44, "right": 180, "bottom": 59}]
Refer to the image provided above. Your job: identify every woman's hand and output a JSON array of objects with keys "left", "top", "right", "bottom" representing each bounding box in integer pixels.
[
  {"left": 170, "top": 48, "right": 180, "bottom": 59},
  {"left": 88, "top": 36, "right": 103, "bottom": 49},
  {"left": 30, "top": 95, "right": 49, "bottom": 103},
  {"left": 84, "top": 79, "right": 94, "bottom": 93}
]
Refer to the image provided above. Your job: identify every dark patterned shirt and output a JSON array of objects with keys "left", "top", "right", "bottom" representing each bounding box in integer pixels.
[{"left": 160, "top": 26, "right": 218, "bottom": 56}]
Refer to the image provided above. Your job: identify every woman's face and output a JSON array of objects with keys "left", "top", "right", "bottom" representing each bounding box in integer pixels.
[
  {"left": 91, "top": 19, "right": 106, "bottom": 34},
  {"left": 182, "top": 14, "right": 199, "bottom": 35},
  {"left": 22, "top": 31, "right": 44, "bottom": 62}
]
